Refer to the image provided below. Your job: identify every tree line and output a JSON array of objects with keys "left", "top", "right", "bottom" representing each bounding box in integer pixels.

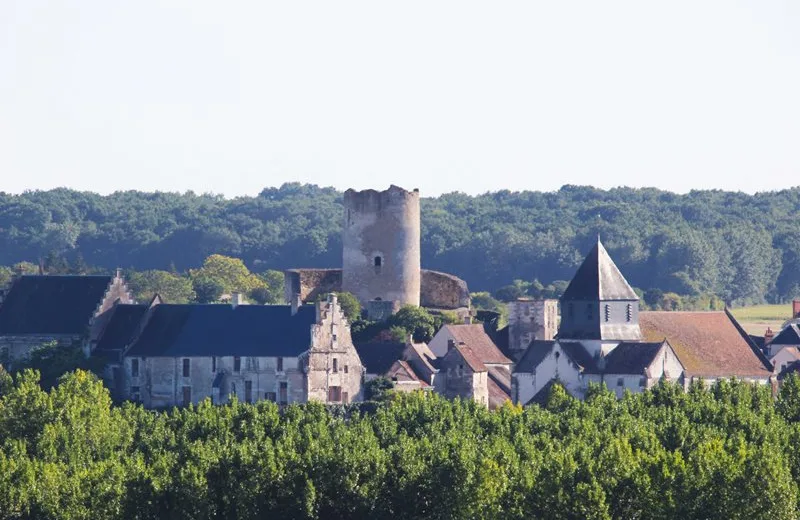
[
  {"left": 0, "top": 183, "right": 797, "bottom": 304},
  {"left": 1, "top": 369, "right": 800, "bottom": 519}
]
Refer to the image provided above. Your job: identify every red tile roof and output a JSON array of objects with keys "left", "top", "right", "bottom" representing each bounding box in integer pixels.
[
  {"left": 453, "top": 344, "right": 488, "bottom": 372},
  {"left": 444, "top": 324, "right": 512, "bottom": 365},
  {"left": 639, "top": 310, "right": 772, "bottom": 378}
]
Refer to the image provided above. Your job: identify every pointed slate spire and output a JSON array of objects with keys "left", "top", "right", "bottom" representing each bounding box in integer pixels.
[{"left": 561, "top": 239, "right": 638, "bottom": 302}]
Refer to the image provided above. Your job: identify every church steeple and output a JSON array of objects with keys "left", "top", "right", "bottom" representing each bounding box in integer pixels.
[{"left": 558, "top": 239, "right": 642, "bottom": 341}]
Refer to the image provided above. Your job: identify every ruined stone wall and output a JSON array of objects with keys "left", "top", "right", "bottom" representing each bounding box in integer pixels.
[
  {"left": 342, "top": 185, "right": 421, "bottom": 307},
  {"left": 305, "top": 295, "right": 364, "bottom": 403},
  {"left": 420, "top": 270, "right": 470, "bottom": 310},
  {"left": 0, "top": 334, "right": 81, "bottom": 368},
  {"left": 507, "top": 299, "right": 558, "bottom": 353},
  {"left": 284, "top": 269, "right": 343, "bottom": 303}
]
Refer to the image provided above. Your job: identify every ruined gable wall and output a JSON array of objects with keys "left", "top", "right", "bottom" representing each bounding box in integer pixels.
[
  {"left": 284, "top": 269, "right": 343, "bottom": 303},
  {"left": 420, "top": 270, "right": 470, "bottom": 310}
]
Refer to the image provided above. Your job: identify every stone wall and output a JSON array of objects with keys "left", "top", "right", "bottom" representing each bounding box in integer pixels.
[
  {"left": 507, "top": 299, "right": 558, "bottom": 353},
  {"left": 284, "top": 269, "right": 343, "bottom": 304},
  {"left": 122, "top": 355, "right": 306, "bottom": 408},
  {"left": 342, "top": 186, "right": 421, "bottom": 307},
  {"left": 420, "top": 270, "right": 470, "bottom": 310},
  {"left": 0, "top": 334, "right": 81, "bottom": 368},
  {"left": 305, "top": 295, "right": 364, "bottom": 403}
]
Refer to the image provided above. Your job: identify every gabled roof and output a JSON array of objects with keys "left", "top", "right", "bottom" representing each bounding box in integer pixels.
[
  {"left": 94, "top": 304, "right": 148, "bottom": 353},
  {"left": 559, "top": 341, "right": 598, "bottom": 371},
  {"left": 387, "top": 360, "right": 428, "bottom": 386},
  {"left": 592, "top": 341, "right": 667, "bottom": 375},
  {"left": 0, "top": 275, "right": 114, "bottom": 335},
  {"left": 515, "top": 340, "right": 557, "bottom": 372},
  {"left": 773, "top": 346, "right": 800, "bottom": 364},
  {"left": 771, "top": 324, "right": 800, "bottom": 346},
  {"left": 442, "top": 324, "right": 512, "bottom": 365},
  {"left": 639, "top": 310, "right": 773, "bottom": 378},
  {"left": 561, "top": 240, "right": 638, "bottom": 302},
  {"left": 355, "top": 342, "right": 406, "bottom": 376},
  {"left": 125, "top": 304, "right": 317, "bottom": 357},
  {"left": 451, "top": 344, "right": 487, "bottom": 372}
]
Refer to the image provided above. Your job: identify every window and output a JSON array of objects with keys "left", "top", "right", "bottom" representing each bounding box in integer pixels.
[
  {"left": 276, "top": 356, "right": 283, "bottom": 372},
  {"left": 639, "top": 377, "right": 647, "bottom": 387},
  {"left": 212, "top": 356, "right": 216, "bottom": 373},
  {"left": 265, "top": 392, "right": 276, "bottom": 402},
  {"left": 344, "top": 364, "right": 349, "bottom": 374},
  {"left": 182, "top": 358, "right": 190, "bottom": 377},
  {"left": 328, "top": 385, "right": 342, "bottom": 402},
  {"left": 131, "top": 386, "right": 140, "bottom": 401},
  {"left": 279, "top": 382, "right": 288, "bottom": 404},
  {"left": 617, "top": 377, "right": 624, "bottom": 387},
  {"left": 234, "top": 356, "right": 241, "bottom": 373},
  {"left": 332, "top": 333, "right": 337, "bottom": 342},
  {"left": 342, "top": 391, "right": 349, "bottom": 404},
  {"left": 131, "top": 358, "right": 139, "bottom": 377},
  {"left": 245, "top": 380, "right": 252, "bottom": 403},
  {"left": 182, "top": 386, "right": 191, "bottom": 406},
  {"left": 374, "top": 256, "right": 382, "bottom": 267},
  {"left": 604, "top": 304, "right": 610, "bottom": 322},
  {"left": 332, "top": 358, "right": 339, "bottom": 373},
  {"left": 626, "top": 304, "right": 633, "bottom": 322}
]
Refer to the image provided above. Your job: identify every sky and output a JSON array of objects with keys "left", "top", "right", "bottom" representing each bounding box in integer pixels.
[{"left": 1, "top": 1, "right": 799, "bottom": 198}]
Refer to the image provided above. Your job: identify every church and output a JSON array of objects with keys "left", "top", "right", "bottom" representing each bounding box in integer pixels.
[{"left": 513, "top": 239, "right": 774, "bottom": 405}]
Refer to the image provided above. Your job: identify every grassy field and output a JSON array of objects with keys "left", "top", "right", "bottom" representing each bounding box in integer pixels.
[{"left": 730, "top": 304, "right": 791, "bottom": 336}]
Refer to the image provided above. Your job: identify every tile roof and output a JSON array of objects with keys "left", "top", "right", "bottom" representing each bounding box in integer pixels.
[
  {"left": 94, "top": 304, "right": 148, "bottom": 353},
  {"left": 387, "top": 360, "right": 428, "bottom": 386},
  {"left": 355, "top": 342, "right": 406, "bottom": 376},
  {"left": 443, "top": 324, "right": 512, "bottom": 365},
  {"left": 593, "top": 341, "right": 667, "bottom": 375},
  {"left": 639, "top": 310, "right": 773, "bottom": 378},
  {"left": 771, "top": 324, "right": 800, "bottom": 346},
  {"left": 125, "top": 304, "right": 317, "bottom": 357},
  {"left": 487, "top": 369, "right": 511, "bottom": 409},
  {"left": 561, "top": 239, "right": 638, "bottom": 302},
  {"left": 0, "top": 275, "right": 113, "bottom": 335},
  {"left": 453, "top": 344, "right": 488, "bottom": 372}
]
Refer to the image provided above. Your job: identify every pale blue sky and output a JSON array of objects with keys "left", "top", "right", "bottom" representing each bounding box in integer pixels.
[{"left": 1, "top": 1, "right": 799, "bottom": 197}]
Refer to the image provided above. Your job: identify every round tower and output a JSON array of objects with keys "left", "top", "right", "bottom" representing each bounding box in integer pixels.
[{"left": 342, "top": 185, "right": 421, "bottom": 308}]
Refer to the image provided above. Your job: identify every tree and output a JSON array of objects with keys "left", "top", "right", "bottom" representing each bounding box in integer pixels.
[
  {"left": 192, "top": 275, "right": 225, "bottom": 303},
  {"left": 388, "top": 306, "right": 437, "bottom": 342},
  {"left": 126, "top": 269, "right": 196, "bottom": 303},
  {"left": 189, "top": 254, "right": 266, "bottom": 297}
]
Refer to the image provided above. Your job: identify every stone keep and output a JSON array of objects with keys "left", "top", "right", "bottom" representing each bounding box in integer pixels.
[
  {"left": 507, "top": 299, "right": 558, "bottom": 353},
  {"left": 342, "top": 185, "right": 421, "bottom": 307}
]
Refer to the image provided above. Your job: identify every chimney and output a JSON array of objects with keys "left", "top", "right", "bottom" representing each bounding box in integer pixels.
[
  {"left": 793, "top": 300, "right": 800, "bottom": 319},
  {"left": 764, "top": 327, "right": 775, "bottom": 345},
  {"left": 291, "top": 293, "right": 302, "bottom": 316},
  {"left": 231, "top": 292, "right": 247, "bottom": 308},
  {"left": 115, "top": 267, "right": 122, "bottom": 279}
]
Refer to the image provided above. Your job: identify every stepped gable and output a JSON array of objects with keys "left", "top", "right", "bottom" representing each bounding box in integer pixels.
[
  {"left": 0, "top": 275, "right": 114, "bottom": 335},
  {"left": 125, "top": 304, "right": 316, "bottom": 357},
  {"left": 561, "top": 240, "right": 638, "bottom": 302},
  {"left": 639, "top": 310, "right": 773, "bottom": 378}
]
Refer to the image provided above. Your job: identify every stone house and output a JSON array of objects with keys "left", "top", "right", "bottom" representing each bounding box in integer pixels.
[
  {"left": 0, "top": 272, "right": 133, "bottom": 367},
  {"left": 438, "top": 341, "right": 489, "bottom": 406},
  {"left": 100, "top": 294, "right": 363, "bottom": 408},
  {"left": 356, "top": 339, "right": 437, "bottom": 393},
  {"left": 513, "top": 239, "right": 772, "bottom": 405}
]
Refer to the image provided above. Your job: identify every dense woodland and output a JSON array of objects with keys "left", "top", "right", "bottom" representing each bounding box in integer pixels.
[
  {"left": 0, "top": 184, "right": 798, "bottom": 305},
  {"left": 1, "top": 369, "right": 800, "bottom": 519}
]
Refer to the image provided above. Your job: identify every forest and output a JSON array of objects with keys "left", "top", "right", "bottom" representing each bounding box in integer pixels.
[
  {"left": 0, "top": 183, "right": 798, "bottom": 305},
  {"left": 1, "top": 369, "right": 800, "bottom": 519}
]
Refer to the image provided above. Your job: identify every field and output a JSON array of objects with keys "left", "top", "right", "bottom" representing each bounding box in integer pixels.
[{"left": 729, "top": 304, "right": 791, "bottom": 336}]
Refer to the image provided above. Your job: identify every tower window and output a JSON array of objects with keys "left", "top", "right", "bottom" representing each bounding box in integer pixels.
[
  {"left": 626, "top": 304, "right": 633, "bottom": 322},
  {"left": 374, "top": 256, "right": 382, "bottom": 267},
  {"left": 604, "top": 304, "right": 610, "bottom": 322}
]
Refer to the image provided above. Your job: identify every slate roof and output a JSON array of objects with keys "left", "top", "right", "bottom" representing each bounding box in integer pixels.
[
  {"left": 561, "top": 240, "right": 638, "bottom": 302},
  {"left": 771, "top": 324, "right": 800, "bottom": 346},
  {"left": 639, "top": 310, "right": 773, "bottom": 378},
  {"left": 94, "top": 304, "right": 147, "bottom": 353},
  {"left": 442, "top": 324, "right": 512, "bottom": 365},
  {"left": 125, "top": 304, "right": 317, "bottom": 357},
  {"left": 487, "top": 368, "right": 512, "bottom": 410},
  {"left": 515, "top": 340, "right": 557, "bottom": 372},
  {"left": 559, "top": 341, "right": 598, "bottom": 371},
  {"left": 592, "top": 341, "right": 667, "bottom": 375},
  {"left": 525, "top": 379, "right": 561, "bottom": 407},
  {"left": 0, "top": 275, "right": 113, "bottom": 335},
  {"left": 355, "top": 342, "right": 406, "bottom": 376}
]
